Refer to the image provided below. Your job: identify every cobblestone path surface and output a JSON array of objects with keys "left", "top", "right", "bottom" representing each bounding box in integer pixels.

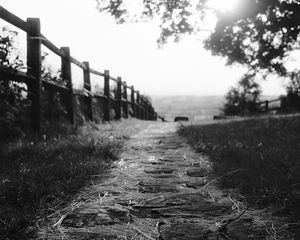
[{"left": 40, "top": 122, "right": 268, "bottom": 240}]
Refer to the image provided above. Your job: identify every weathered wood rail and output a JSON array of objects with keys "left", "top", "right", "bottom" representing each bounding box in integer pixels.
[{"left": 0, "top": 6, "right": 158, "bottom": 132}]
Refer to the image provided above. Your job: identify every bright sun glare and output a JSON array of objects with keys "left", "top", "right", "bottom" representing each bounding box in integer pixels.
[{"left": 208, "top": 0, "right": 239, "bottom": 12}]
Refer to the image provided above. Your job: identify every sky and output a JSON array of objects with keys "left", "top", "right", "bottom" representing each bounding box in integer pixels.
[{"left": 0, "top": 0, "right": 287, "bottom": 96}]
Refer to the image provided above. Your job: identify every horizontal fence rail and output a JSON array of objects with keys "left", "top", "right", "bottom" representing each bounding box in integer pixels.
[
  {"left": 0, "top": 5, "right": 158, "bottom": 132},
  {"left": 258, "top": 98, "right": 282, "bottom": 113}
]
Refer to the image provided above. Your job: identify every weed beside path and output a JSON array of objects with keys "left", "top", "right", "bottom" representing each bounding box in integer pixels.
[
  {"left": 0, "top": 122, "right": 127, "bottom": 240},
  {"left": 179, "top": 116, "right": 300, "bottom": 235}
]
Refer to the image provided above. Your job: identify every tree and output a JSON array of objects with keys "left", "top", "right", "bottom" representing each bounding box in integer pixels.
[
  {"left": 96, "top": 0, "right": 206, "bottom": 44},
  {"left": 0, "top": 27, "right": 27, "bottom": 140},
  {"left": 280, "top": 71, "right": 300, "bottom": 112},
  {"left": 96, "top": 0, "right": 300, "bottom": 76},
  {"left": 205, "top": 0, "right": 300, "bottom": 77},
  {"left": 223, "top": 72, "right": 261, "bottom": 115},
  {"left": 0, "top": 27, "right": 23, "bottom": 69}
]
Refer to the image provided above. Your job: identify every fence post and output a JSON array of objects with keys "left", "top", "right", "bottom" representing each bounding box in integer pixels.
[
  {"left": 144, "top": 98, "right": 148, "bottom": 120},
  {"left": 149, "top": 106, "right": 153, "bottom": 120},
  {"left": 143, "top": 97, "right": 148, "bottom": 120},
  {"left": 142, "top": 97, "right": 146, "bottom": 120},
  {"left": 265, "top": 100, "right": 269, "bottom": 112},
  {"left": 147, "top": 101, "right": 150, "bottom": 120},
  {"left": 61, "top": 47, "right": 75, "bottom": 125},
  {"left": 146, "top": 102, "right": 150, "bottom": 120},
  {"left": 144, "top": 97, "right": 147, "bottom": 120},
  {"left": 131, "top": 86, "right": 135, "bottom": 117},
  {"left": 115, "top": 77, "right": 122, "bottom": 120},
  {"left": 83, "top": 61, "right": 93, "bottom": 121},
  {"left": 152, "top": 107, "right": 155, "bottom": 120},
  {"left": 136, "top": 91, "right": 140, "bottom": 119},
  {"left": 27, "top": 18, "right": 42, "bottom": 132},
  {"left": 123, "top": 81, "right": 129, "bottom": 118},
  {"left": 104, "top": 70, "right": 110, "bottom": 121},
  {"left": 140, "top": 96, "right": 145, "bottom": 120}
]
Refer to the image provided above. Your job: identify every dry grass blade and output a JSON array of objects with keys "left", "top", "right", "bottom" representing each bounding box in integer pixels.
[
  {"left": 201, "top": 169, "right": 243, "bottom": 188},
  {"left": 129, "top": 225, "right": 156, "bottom": 240},
  {"left": 53, "top": 213, "right": 68, "bottom": 228},
  {"left": 229, "top": 196, "right": 240, "bottom": 211}
]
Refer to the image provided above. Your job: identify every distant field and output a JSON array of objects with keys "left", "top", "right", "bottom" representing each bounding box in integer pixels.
[
  {"left": 178, "top": 115, "right": 300, "bottom": 222},
  {"left": 151, "top": 95, "right": 225, "bottom": 121},
  {"left": 152, "top": 95, "right": 279, "bottom": 122}
]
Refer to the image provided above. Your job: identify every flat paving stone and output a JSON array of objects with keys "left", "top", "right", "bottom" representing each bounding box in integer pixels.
[
  {"left": 186, "top": 168, "right": 209, "bottom": 177},
  {"left": 144, "top": 167, "right": 176, "bottom": 174},
  {"left": 138, "top": 180, "right": 179, "bottom": 193}
]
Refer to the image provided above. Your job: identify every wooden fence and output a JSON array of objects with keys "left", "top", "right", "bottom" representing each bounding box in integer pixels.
[
  {"left": 0, "top": 6, "right": 158, "bottom": 132},
  {"left": 258, "top": 97, "right": 282, "bottom": 113}
]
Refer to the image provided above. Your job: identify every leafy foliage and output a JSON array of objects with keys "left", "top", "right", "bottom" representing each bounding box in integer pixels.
[
  {"left": 205, "top": 0, "right": 300, "bottom": 76},
  {"left": 96, "top": 0, "right": 204, "bottom": 44},
  {"left": 0, "top": 27, "right": 28, "bottom": 141},
  {"left": 280, "top": 71, "right": 300, "bottom": 112},
  {"left": 0, "top": 27, "right": 23, "bottom": 69},
  {"left": 96, "top": 0, "right": 300, "bottom": 76},
  {"left": 0, "top": 27, "right": 69, "bottom": 139},
  {"left": 223, "top": 72, "right": 261, "bottom": 115}
]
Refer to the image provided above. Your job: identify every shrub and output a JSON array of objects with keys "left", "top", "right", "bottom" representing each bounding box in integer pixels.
[
  {"left": 223, "top": 72, "right": 261, "bottom": 116},
  {"left": 0, "top": 27, "right": 28, "bottom": 141}
]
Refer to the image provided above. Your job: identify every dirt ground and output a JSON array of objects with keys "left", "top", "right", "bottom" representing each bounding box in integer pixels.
[{"left": 38, "top": 121, "right": 287, "bottom": 240}]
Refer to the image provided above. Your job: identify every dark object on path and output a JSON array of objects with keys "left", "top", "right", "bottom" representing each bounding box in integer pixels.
[
  {"left": 158, "top": 116, "right": 168, "bottom": 122},
  {"left": 174, "top": 116, "right": 189, "bottom": 122},
  {"left": 213, "top": 115, "right": 225, "bottom": 120}
]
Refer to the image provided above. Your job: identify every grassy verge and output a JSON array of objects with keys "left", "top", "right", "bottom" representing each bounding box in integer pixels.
[
  {"left": 0, "top": 124, "right": 123, "bottom": 239},
  {"left": 178, "top": 116, "right": 300, "bottom": 220}
]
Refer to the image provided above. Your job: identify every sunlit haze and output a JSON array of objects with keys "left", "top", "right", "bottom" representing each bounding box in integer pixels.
[
  {"left": 208, "top": 0, "right": 239, "bottom": 12},
  {"left": 0, "top": 0, "right": 286, "bottom": 97}
]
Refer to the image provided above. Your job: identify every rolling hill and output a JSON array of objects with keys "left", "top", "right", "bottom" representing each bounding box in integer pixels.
[{"left": 151, "top": 95, "right": 280, "bottom": 122}]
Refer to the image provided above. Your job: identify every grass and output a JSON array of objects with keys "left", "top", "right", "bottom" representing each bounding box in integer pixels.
[
  {"left": 178, "top": 116, "right": 300, "bottom": 220},
  {"left": 0, "top": 123, "right": 123, "bottom": 240}
]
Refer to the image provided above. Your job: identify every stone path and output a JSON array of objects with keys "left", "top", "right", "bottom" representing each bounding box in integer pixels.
[{"left": 40, "top": 122, "right": 269, "bottom": 240}]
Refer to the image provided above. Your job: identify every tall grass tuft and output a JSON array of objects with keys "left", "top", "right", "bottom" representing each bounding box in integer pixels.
[
  {"left": 178, "top": 116, "right": 300, "bottom": 219},
  {"left": 0, "top": 129, "right": 123, "bottom": 239}
]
